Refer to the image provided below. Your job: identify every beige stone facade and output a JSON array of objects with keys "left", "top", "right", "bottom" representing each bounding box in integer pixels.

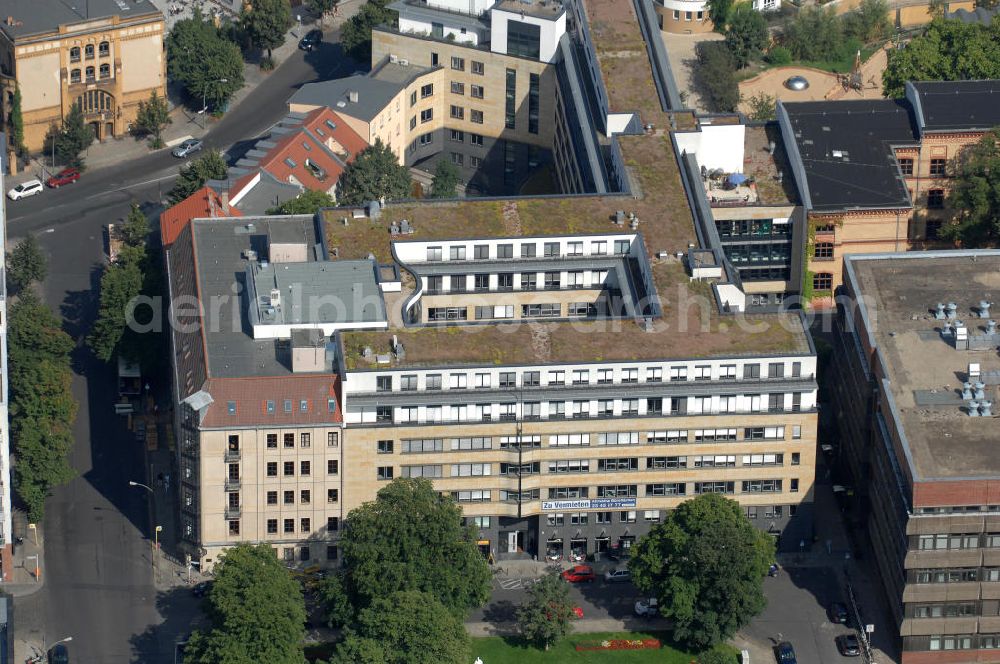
[
  {"left": 0, "top": 10, "right": 166, "bottom": 153},
  {"left": 653, "top": 0, "right": 714, "bottom": 34}
]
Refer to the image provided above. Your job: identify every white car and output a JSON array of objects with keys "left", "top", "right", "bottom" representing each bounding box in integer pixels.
[
  {"left": 7, "top": 179, "right": 43, "bottom": 200},
  {"left": 634, "top": 597, "right": 658, "bottom": 617},
  {"left": 604, "top": 568, "right": 631, "bottom": 583}
]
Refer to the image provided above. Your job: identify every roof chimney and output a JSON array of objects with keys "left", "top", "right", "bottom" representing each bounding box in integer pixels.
[
  {"left": 348, "top": 90, "right": 359, "bottom": 103},
  {"left": 221, "top": 190, "right": 230, "bottom": 214}
]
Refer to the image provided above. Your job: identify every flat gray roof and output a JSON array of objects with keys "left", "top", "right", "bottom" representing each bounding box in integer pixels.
[
  {"left": 251, "top": 260, "right": 386, "bottom": 327},
  {"left": 289, "top": 75, "right": 406, "bottom": 122},
  {"left": 846, "top": 251, "right": 1000, "bottom": 480},
  {"left": 191, "top": 215, "right": 320, "bottom": 378},
  {"left": 0, "top": 0, "right": 160, "bottom": 38}
]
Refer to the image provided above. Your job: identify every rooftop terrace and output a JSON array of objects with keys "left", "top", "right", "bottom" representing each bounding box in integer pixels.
[
  {"left": 324, "top": 133, "right": 694, "bottom": 263},
  {"left": 582, "top": 0, "right": 669, "bottom": 128},
  {"left": 704, "top": 124, "right": 798, "bottom": 208},
  {"left": 848, "top": 252, "right": 1000, "bottom": 480},
  {"left": 342, "top": 261, "right": 810, "bottom": 369},
  {"left": 496, "top": 0, "right": 565, "bottom": 18}
]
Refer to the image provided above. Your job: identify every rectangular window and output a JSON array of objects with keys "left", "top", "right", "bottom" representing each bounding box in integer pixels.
[
  {"left": 451, "top": 56, "right": 465, "bottom": 71},
  {"left": 420, "top": 83, "right": 433, "bottom": 98},
  {"left": 283, "top": 461, "right": 294, "bottom": 476},
  {"left": 470, "top": 133, "right": 483, "bottom": 146},
  {"left": 451, "top": 81, "right": 464, "bottom": 95},
  {"left": 471, "top": 60, "right": 484, "bottom": 75},
  {"left": 267, "top": 519, "right": 277, "bottom": 534},
  {"left": 929, "top": 158, "right": 947, "bottom": 176},
  {"left": 377, "top": 466, "right": 394, "bottom": 480},
  {"left": 266, "top": 433, "right": 277, "bottom": 449},
  {"left": 328, "top": 431, "right": 339, "bottom": 447},
  {"left": 420, "top": 108, "right": 433, "bottom": 123},
  {"left": 898, "top": 157, "right": 914, "bottom": 175},
  {"left": 528, "top": 72, "right": 540, "bottom": 134},
  {"left": 507, "top": 19, "right": 541, "bottom": 59},
  {"left": 471, "top": 85, "right": 484, "bottom": 99},
  {"left": 450, "top": 105, "right": 464, "bottom": 120},
  {"left": 267, "top": 462, "right": 278, "bottom": 477},
  {"left": 327, "top": 459, "right": 339, "bottom": 475},
  {"left": 300, "top": 461, "right": 310, "bottom": 475},
  {"left": 505, "top": 68, "right": 516, "bottom": 129},
  {"left": 300, "top": 433, "right": 311, "bottom": 448},
  {"left": 471, "top": 109, "right": 484, "bottom": 124},
  {"left": 328, "top": 489, "right": 338, "bottom": 503},
  {"left": 927, "top": 189, "right": 945, "bottom": 209}
]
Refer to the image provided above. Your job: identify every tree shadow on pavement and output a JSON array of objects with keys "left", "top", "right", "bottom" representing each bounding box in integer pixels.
[
  {"left": 129, "top": 585, "right": 208, "bottom": 664},
  {"left": 482, "top": 599, "right": 518, "bottom": 626}
]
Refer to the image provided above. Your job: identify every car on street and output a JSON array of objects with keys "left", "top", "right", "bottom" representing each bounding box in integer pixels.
[
  {"left": 836, "top": 633, "right": 861, "bottom": 657},
  {"left": 604, "top": 568, "right": 631, "bottom": 583},
  {"left": 774, "top": 641, "right": 797, "bottom": 664},
  {"left": 7, "top": 179, "right": 43, "bottom": 200},
  {"left": 829, "top": 601, "right": 849, "bottom": 624},
  {"left": 298, "top": 29, "right": 323, "bottom": 51},
  {"left": 48, "top": 643, "right": 70, "bottom": 664},
  {"left": 560, "top": 565, "right": 596, "bottom": 583},
  {"left": 191, "top": 581, "right": 212, "bottom": 597},
  {"left": 634, "top": 597, "right": 658, "bottom": 617},
  {"left": 172, "top": 138, "right": 203, "bottom": 158},
  {"left": 46, "top": 167, "right": 81, "bottom": 188}
]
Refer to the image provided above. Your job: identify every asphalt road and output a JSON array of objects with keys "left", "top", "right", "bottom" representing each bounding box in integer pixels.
[{"left": 12, "top": 34, "right": 356, "bottom": 664}]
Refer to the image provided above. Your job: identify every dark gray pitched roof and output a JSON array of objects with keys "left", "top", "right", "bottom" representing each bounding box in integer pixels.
[
  {"left": 0, "top": 0, "right": 160, "bottom": 38},
  {"left": 907, "top": 80, "right": 1000, "bottom": 133},
  {"left": 289, "top": 75, "right": 405, "bottom": 122}
]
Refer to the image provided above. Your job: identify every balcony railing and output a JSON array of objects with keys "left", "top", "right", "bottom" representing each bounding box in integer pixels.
[
  {"left": 225, "top": 449, "right": 241, "bottom": 462},
  {"left": 225, "top": 478, "right": 240, "bottom": 491},
  {"left": 225, "top": 505, "right": 242, "bottom": 519}
]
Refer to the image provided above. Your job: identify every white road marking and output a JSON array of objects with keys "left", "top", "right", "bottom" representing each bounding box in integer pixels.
[{"left": 83, "top": 174, "right": 179, "bottom": 200}]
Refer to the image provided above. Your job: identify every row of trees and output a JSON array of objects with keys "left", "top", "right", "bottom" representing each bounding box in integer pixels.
[
  {"left": 6, "top": 239, "right": 78, "bottom": 522},
  {"left": 341, "top": 0, "right": 397, "bottom": 62},
  {"left": 180, "top": 480, "right": 774, "bottom": 663}
]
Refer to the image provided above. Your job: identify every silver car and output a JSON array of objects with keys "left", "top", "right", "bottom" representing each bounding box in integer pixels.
[
  {"left": 172, "top": 138, "right": 203, "bottom": 158},
  {"left": 604, "top": 568, "right": 631, "bottom": 582}
]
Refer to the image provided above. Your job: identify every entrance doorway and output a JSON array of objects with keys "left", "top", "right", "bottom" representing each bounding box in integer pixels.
[
  {"left": 545, "top": 538, "right": 563, "bottom": 561},
  {"left": 89, "top": 121, "right": 101, "bottom": 140},
  {"left": 594, "top": 537, "right": 609, "bottom": 554},
  {"left": 503, "top": 530, "right": 524, "bottom": 554},
  {"left": 105, "top": 121, "right": 114, "bottom": 139},
  {"left": 569, "top": 538, "right": 587, "bottom": 562}
]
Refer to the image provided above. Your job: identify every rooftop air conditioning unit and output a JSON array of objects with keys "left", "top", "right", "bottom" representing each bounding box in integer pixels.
[
  {"left": 399, "top": 58, "right": 409, "bottom": 66},
  {"left": 389, "top": 54, "right": 399, "bottom": 63}
]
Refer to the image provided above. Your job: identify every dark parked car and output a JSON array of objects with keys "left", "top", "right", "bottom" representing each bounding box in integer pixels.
[
  {"left": 48, "top": 643, "right": 70, "bottom": 664},
  {"left": 836, "top": 633, "right": 861, "bottom": 657},
  {"left": 829, "top": 602, "right": 849, "bottom": 624},
  {"left": 774, "top": 641, "right": 797, "bottom": 664},
  {"left": 192, "top": 581, "right": 212, "bottom": 597},
  {"left": 298, "top": 29, "right": 322, "bottom": 51}
]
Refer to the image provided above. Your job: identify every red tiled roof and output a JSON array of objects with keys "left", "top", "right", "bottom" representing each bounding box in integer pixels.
[
  {"left": 160, "top": 186, "right": 242, "bottom": 247},
  {"left": 301, "top": 107, "right": 368, "bottom": 160},
  {"left": 200, "top": 375, "right": 343, "bottom": 428},
  {"left": 259, "top": 129, "right": 344, "bottom": 192}
]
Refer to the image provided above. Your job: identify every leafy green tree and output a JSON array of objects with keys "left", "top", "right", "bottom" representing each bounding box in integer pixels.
[
  {"left": 323, "top": 478, "right": 490, "bottom": 626},
  {"left": 183, "top": 544, "right": 306, "bottom": 664},
  {"left": 629, "top": 493, "right": 774, "bottom": 650},
  {"left": 169, "top": 151, "right": 229, "bottom": 204},
  {"left": 46, "top": 103, "right": 93, "bottom": 167},
  {"left": 746, "top": 92, "right": 776, "bottom": 121},
  {"left": 765, "top": 45, "right": 792, "bottom": 65},
  {"left": 87, "top": 250, "right": 144, "bottom": 363},
  {"left": 882, "top": 19, "right": 1000, "bottom": 97},
  {"left": 337, "top": 139, "right": 412, "bottom": 205},
  {"left": 941, "top": 127, "right": 1000, "bottom": 246},
  {"left": 698, "top": 645, "right": 738, "bottom": 664},
  {"left": 267, "top": 189, "right": 336, "bottom": 214},
  {"left": 6, "top": 234, "right": 47, "bottom": 294},
  {"left": 120, "top": 203, "right": 152, "bottom": 248},
  {"left": 240, "top": 0, "right": 291, "bottom": 59},
  {"left": 725, "top": 4, "right": 769, "bottom": 68},
  {"left": 341, "top": 0, "right": 396, "bottom": 62},
  {"left": 694, "top": 42, "right": 740, "bottom": 112},
  {"left": 135, "top": 90, "right": 172, "bottom": 148},
  {"left": 706, "top": 0, "right": 734, "bottom": 31},
  {"left": 327, "top": 591, "right": 470, "bottom": 664},
  {"left": 781, "top": 6, "right": 845, "bottom": 62},
  {"left": 516, "top": 573, "right": 576, "bottom": 650},
  {"left": 843, "top": 0, "right": 891, "bottom": 42},
  {"left": 168, "top": 12, "right": 245, "bottom": 110},
  {"left": 10, "top": 85, "right": 26, "bottom": 158},
  {"left": 8, "top": 292, "right": 77, "bottom": 522},
  {"left": 430, "top": 159, "right": 460, "bottom": 198}
]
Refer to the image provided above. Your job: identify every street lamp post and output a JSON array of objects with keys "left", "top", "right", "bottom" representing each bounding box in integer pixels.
[
  {"left": 34, "top": 636, "right": 73, "bottom": 664},
  {"left": 198, "top": 78, "right": 229, "bottom": 129},
  {"left": 129, "top": 480, "right": 158, "bottom": 570}
]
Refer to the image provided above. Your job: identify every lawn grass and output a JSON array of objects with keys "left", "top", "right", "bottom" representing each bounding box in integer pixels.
[{"left": 470, "top": 632, "right": 699, "bottom": 664}]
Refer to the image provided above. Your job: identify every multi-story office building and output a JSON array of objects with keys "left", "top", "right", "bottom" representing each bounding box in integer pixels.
[
  {"left": 779, "top": 81, "right": 1000, "bottom": 304},
  {"left": 165, "top": 0, "right": 818, "bottom": 572},
  {"left": 832, "top": 250, "right": 1000, "bottom": 663},
  {"left": 0, "top": 0, "right": 165, "bottom": 152}
]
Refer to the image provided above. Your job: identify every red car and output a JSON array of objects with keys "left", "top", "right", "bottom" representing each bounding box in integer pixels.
[
  {"left": 46, "top": 167, "right": 81, "bottom": 188},
  {"left": 561, "top": 565, "right": 596, "bottom": 583}
]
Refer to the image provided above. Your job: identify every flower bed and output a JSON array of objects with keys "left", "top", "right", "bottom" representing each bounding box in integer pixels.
[{"left": 575, "top": 638, "right": 662, "bottom": 651}]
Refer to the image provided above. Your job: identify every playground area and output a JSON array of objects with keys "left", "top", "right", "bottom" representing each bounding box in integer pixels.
[{"left": 737, "top": 46, "right": 889, "bottom": 114}]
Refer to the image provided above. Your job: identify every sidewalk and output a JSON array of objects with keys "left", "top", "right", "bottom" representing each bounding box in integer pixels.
[
  {"left": 465, "top": 616, "right": 673, "bottom": 638},
  {"left": 10, "top": 10, "right": 336, "bottom": 188},
  {"left": 3, "top": 509, "right": 45, "bottom": 598}
]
